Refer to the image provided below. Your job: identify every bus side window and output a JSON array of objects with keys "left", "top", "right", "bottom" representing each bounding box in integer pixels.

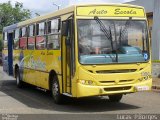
[
  {"left": 36, "top": 22, "right": 46, "bottom": 50},
  {"left": 47, "top": 21, "right": 51, "bottom": 34},
  {"left": 3, "top": 32, "right": 8, "bottom": 50},
  {"left": 14, "top": 28, "right": 19, "bottom": 50},
  {"left": 19, "top": 27, "right": 27, "bottom": 49},
  {"left": 28, "top": 25, "right": 35, "bottom": 50},
  {"left": 47, "top": 18, "right": 60, "bottom": 50}
]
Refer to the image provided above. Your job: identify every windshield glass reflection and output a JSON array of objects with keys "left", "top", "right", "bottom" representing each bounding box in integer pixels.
[{"left": 78, "top": 19, "right": 149, "bottom": 64}]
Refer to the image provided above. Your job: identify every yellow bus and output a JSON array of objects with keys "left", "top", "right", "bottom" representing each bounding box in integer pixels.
[{"left": 2, "top": 4, "right": 152, "bottom": 104}]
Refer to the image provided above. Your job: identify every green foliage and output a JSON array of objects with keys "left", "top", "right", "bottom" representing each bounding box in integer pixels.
[
  {"left": 0, "top": 1, "right": 31, "bottom": 33},
  {"left": 0, "top": 34, "right": 2, "bottom": 51},
  {"left": 0, "top": 1, "right": 31, "bottom": 51}
]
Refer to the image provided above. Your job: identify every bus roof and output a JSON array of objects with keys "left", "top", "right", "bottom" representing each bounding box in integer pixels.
[
  {"left": 18, "top": 5, "right": 75, "bottom": 27},
  {"left": 3, "top": 3, "right": 145, "bottom": 31},
  {"left": 3, "top": 23, "right": 17, "bottom": 33}
]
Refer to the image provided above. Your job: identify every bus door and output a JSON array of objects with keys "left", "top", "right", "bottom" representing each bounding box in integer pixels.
[
  {"left": 8, "top": 32, "right": 14, "bottom": 75},
  {"left": 61, "top": 16, "right": 74, "bottom": 94}
]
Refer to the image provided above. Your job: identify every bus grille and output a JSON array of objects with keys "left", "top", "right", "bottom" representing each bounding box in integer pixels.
[
  {"left": 99, "top": 79, "right": 134, "bottom": 85},
  {"left": 104, "top": 86, "right": 132, "bottom": 91},
  {"left": 96, "top": 69, "right": 137, "bottom": 74}
]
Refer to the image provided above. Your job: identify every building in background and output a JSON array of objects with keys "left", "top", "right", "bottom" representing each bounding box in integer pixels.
[{"left": 126, "top": 0, "right": 160, "bottom": 60}]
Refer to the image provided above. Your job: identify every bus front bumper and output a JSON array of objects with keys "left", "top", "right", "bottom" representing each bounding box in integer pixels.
[{"left": 76, "top": 79, "right": 152, "bottom": 97}]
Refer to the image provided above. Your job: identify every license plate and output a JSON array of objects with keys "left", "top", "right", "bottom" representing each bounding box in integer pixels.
[{"left": 135, "top": 86, "right": 150, "bottom": 91}]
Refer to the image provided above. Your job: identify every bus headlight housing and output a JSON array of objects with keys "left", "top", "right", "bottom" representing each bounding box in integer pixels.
[
  {"left": 78, "top": 80, "right": 96, "bottom": 85},
  {"left": 139, "top": 72, "right": 151, "bottom": 81}
]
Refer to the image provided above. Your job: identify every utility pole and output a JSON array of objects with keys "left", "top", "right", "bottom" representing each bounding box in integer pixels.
[{"left": 53, "top": 2, "right": 61, "bottom": 10}]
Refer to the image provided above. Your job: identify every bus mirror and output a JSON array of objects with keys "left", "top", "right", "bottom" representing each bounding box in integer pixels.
[{"left": 62, "top": 21, "right": 69, "bottom": 36}]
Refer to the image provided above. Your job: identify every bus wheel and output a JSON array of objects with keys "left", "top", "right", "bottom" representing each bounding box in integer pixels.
[
  {"left": 108, "top": 94, "right": 123, "bottom": 102},
  {"left": 16, "top": 69, "right": 23, "bottom": 88},
  {"left": 51, "top": 76, "right": 63, "bottom": 104}
]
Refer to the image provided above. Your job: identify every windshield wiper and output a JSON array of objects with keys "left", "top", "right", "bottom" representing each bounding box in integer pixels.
[
  {"left": 94, "top": 16, "right": 117, "bottom": 62},
  {"left": 119, "top": 27, "right": 122, "bottom": 47},
  {"left": 111, "top": 21, "right": 118, "bottom": 62},
  {"left": 142, "top": 28, "right": 145, "bottom": 52},
  {"left": 119, "top": 17, "right": 132, "bottom": 45},
  {"left": 94, "top": 16, "right": 113, "bottom": 50}
]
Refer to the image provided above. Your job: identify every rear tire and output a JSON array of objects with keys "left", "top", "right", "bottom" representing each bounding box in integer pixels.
[
  {"left": 108, "top": 94, "right": 123, "bottom": 102},
  {"left": 51, "top": 75, "right": 64, "bottom": 104},
  {"left": 16, "top": 69, "right": 23, "bottom": 88}
]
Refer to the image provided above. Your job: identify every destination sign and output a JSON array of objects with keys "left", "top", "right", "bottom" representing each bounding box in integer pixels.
[{"left": 76, "top": 6, "right": 145, "bottom": 17}]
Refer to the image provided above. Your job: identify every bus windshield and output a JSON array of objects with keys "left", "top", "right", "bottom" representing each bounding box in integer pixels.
[{"left": 78, "top": 19, "right": 149, "bottom": 64}]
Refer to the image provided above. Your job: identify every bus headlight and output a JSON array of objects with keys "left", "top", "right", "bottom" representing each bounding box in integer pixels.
[
  {"left": 78, "top": 80, "right": 96, "bottom": 85},
  {"left": 81, "top": 80, "right": 86, "bottom": 84}
]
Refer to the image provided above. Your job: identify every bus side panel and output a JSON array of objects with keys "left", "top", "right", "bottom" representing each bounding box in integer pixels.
[
  {"left": 13, "top": 50, "right": 20, "bottom": 77},
  {"left": 32, "top": 50, "right": 62, "bottom": 89},
  {"left": 22, "top": 50, "right": 36, "bottom": 86},
  {"left": 20, "top": 49, "right": 61, "bottom": 90}
]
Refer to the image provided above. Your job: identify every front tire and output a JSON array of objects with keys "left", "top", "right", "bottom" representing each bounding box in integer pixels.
[
  {"left": 16, "top": 69, "right": 23, "bottom": 88},
  {"left": 51, "top": 76, "right": 64, "bottom": 104},
  {"left": 108, "top": 94, "right": 123, "bottom": 102}
]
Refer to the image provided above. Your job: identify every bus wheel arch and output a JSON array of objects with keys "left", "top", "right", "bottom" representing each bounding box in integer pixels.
[
  {"left": 49, "top": 70, "right": 57, "bottom": 90},
  {"left": 49, "top": 70, "right": 64, "bottom": 104}
]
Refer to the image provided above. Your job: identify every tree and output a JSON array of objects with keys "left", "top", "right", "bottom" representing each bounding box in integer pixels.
[
  {"left": 0, "top": 1, "right": 31, "bottom": 51},
  {"left": 0, "top": 1, "right": 31, "bottom": 32},
  {"left": 0, "top": 34, "right": 2, "bottom": 51}
]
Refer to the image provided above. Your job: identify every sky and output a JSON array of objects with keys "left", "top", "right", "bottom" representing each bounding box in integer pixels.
[{"left": 0, "top": 0, "right": 134, "bottom": 17}]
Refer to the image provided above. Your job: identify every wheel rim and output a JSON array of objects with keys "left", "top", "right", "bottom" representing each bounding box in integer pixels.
[{"left": 52, "top": 81, "right": 59, "bottom": 97}]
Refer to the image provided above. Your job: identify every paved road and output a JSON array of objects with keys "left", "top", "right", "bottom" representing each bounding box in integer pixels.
[{"left": 0, "top": 66, "right": 160, "bottom": 120}]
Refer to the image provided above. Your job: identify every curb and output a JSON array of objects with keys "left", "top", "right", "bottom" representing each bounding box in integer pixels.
[{"left": 152, "top": 85, "right": 160, "bottom": 91}]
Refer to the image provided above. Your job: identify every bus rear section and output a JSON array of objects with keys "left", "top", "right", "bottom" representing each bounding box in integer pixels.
[
  {"left": 2, "top": 26, "right": 15, "bottom": 76},
  {"left": 71, "top": 4, "right": 152, "bottom": 101}
]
